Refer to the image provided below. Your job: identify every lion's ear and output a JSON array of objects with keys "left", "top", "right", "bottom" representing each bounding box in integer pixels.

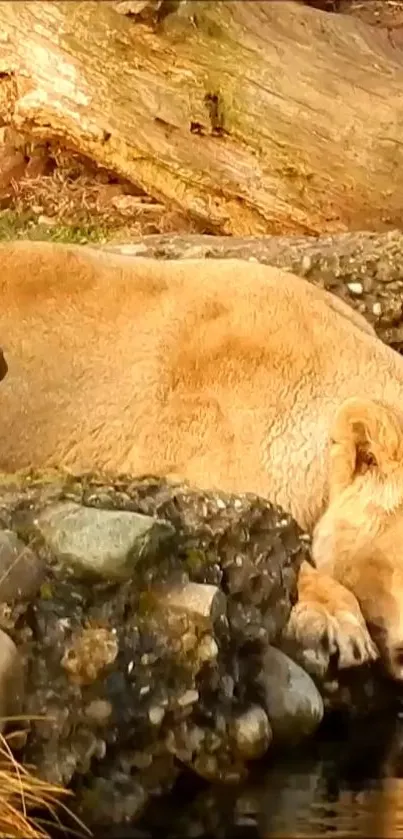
[{"left": 328, "top": 398, "right": 403, "bottom": 508}]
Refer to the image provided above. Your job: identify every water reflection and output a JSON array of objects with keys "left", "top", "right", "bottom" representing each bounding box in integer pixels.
[
  {"left": 236, "top": 763, "right": 403, "bottom": 837},
  {"left": 138, "top": 714, "right": 403, "bottom": 838}
]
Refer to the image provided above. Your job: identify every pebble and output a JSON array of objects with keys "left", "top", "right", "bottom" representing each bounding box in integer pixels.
[
  {"left": 301, "top": 254, "right": 312, "bottom": 275},
  {"left": 148, "top": 705, "right": 165, "bottom": 726},
  {"left": 116, "top": 242, "right": 148, "bottom": 255},
  {"left": 231, "top": 705, "right": 272, "bottom": 760},
  {"left": 347, "top": 282, "right": 363, "bottom": 295},
  {"left": 85, "top": 699, "right": 113, "bottom": 725},
  {"left": 197, "top": 634, "right": 219, "bottom": 662},
  {"left": 177, "top": 689, "right": 199, "bottom": 707}
]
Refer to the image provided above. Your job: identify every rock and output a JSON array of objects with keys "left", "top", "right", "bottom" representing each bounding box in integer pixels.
[
  {"left": 77, "top": 475, "right": 306, "bottom": 643},
  {"left": 61, "top": 627, "right": 119, "bottom": 686},
  {"left": 0, "top": 530, "right": 45, "bottom": 601},
  {"left": 176, "top": 689, "right": 199, "bottom": 708},
  {"left": 347, "top": 281, "right": 363, "bottom": 295},
  {"left": 157, "top": 582, "right": 226, "bottom": 628},
  {"left": 35, "top": 501, "right": 174, "bottom": 579},
  {"left": 0, "top": 472, "right": 308, "bottom": 826},
  {"left": 0, "top": 628, "right": 24, "bottom": 730},
  {"left": 197, "top": 634, "right": 219, "bottom": 662},
  {"left": 256, "top": 646, "right": 324, "bottom": 745},
  {"left": 230, "top": 705, "right": 272, "bottom": 760},
  {"left": 79, "top": 775, "right": 148, "bottom": 825}
]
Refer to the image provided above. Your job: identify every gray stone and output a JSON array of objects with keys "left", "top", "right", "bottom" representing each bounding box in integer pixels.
[
  {"left": 0, "top": 530, "right": 45, "bottom": 601},
  {"left": 256, "top": 646, "right": 324, "bottom": 746},
  {"left": 35, "top": 501, "right": 174, "bottom": 579},
  {"left": 230, "top": 705, "right": 272, "bottom": 760},
  {"left": 0, "top": 628, "right": 24, "bottom": 730}
]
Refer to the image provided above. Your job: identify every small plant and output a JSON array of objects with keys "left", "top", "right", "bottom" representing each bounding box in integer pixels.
[{"left": 0, "top": 209, "right": 107, "bottom": 245}]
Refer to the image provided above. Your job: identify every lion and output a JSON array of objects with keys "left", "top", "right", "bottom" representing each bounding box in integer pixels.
[{"left": 1, "top": 240, "right": 403, "bottom": 679}]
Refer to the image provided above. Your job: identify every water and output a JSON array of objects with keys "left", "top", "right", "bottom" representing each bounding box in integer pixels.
[{"left": 136, "top": 714, "right": 403, "bottom": 838}]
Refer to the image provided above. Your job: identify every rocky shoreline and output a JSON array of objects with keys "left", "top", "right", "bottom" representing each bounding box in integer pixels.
[{"left": 0, "top": 470, "right": 396, "bottom": 830}]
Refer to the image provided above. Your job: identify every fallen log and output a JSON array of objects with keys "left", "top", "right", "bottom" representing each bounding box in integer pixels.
[
  {"left": 103, "top": 230, "right": 403, "bottom": 350},
  {"left": 2, "top": 1, "right": 403, "bottom": 235}
]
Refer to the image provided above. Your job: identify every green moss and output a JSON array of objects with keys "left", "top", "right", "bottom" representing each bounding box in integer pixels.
[
  {"left": 184, "top": 548, "right": 217, "bottom": 575},
  {"left": 39, "top": 582, "right": 54, "bottom": 601},
  {"left": 0, "top": 209, "right": 107, "bottom": 244},
  {"left": 185, "top": 548, "right": 206, "bottom": 575}
]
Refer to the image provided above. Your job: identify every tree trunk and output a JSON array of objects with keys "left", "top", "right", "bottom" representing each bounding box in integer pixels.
[
  {"left": 103, "top": 230, "right": 403, "bottom": 350},
  {"left": 2, "top": 0, "right": 403, "bottom": 236}
]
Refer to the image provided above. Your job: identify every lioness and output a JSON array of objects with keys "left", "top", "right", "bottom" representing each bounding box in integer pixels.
[{"left": 1, "top": 240, "right": 403, "bottom": 679}]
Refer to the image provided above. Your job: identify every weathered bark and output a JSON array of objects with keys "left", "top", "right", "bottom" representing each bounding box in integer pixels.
[
  {"left": 104, "top": 230, "right": 403, "bottom": 351},
  {"left": 2, "top": 1, "right": 403, "bottom": 235}
]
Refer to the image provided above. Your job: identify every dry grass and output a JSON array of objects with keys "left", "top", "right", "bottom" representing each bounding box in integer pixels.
[
  {"left": 0, "top": 726, "right": 90, "bottom": 839},
  {"left": 0, "top": 144, "right": 201, "bottom": 245}
]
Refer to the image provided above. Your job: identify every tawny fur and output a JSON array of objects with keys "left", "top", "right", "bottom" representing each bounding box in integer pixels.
[{"left": 2, "top": 240, "right": 403, "bottom": 678}]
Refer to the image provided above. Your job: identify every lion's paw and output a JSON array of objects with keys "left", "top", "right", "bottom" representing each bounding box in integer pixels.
[
  {"left": 282, "top": 600, "right": 379, "bottom": 679},
  {"left": 281, "top": 569, "right": 379, "bottom": 679}
]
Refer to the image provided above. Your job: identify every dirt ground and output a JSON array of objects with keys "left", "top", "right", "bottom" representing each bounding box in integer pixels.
[{"left": 1, "top": 0, "right": 403, "bottom": 245}]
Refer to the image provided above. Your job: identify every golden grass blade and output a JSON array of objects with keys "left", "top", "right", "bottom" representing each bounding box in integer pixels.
[{"left": 0, "top": 729, "right": 91, "bottom": 839}]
